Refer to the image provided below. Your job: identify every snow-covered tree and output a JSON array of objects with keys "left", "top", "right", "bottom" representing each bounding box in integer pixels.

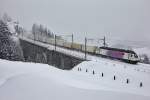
[
  {"left": 139, "top": 54, "right": 150, "bottom": 64},
  {"left": 0, "top": 19, "right": 24, "bottom": 61},
  {"left": 2, "top": 13, "right": 12, "bottom": 23},
  {"left": 32, "top": 23, "right": 55, "bottom": 40}
]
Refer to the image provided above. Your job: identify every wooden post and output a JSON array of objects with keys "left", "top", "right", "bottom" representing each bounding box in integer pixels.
[
  {"left": 140, "top": 82, "right": 143, "bottom": 87},
  {"left": 55, "top": 35, "right": 56, "bottom": 50},
  {"left": 85, "top": 37, "right": 87, "bottom": 60},
  {"left": 126, "top": 79, "right": 129, "bottom": 84},
  {"left": 34, "top": 31, "right": 36, "bottom": 62},
  {"left": 86, "top": 69, "right": 88, "bottom": 72},
  {"left": 114, "top": 75, "right": 116, "bottom": 80},
  {"left": 103, "top": 36, "right": 106, "bottom": 47},
  {"left": 102, "top": 72, "right": 104, "bottom": 77},
  {"left": 93, "top": 70, "right": 95, "bottom": 75},
  {"left": 71, "top": 34, "right": 74, "bottom": 48},
  {"left": 72, "top": 34, "right": 74, "bottom": 45}
]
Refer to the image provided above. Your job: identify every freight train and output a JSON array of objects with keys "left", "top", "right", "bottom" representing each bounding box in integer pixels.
[{"left": 28, "top": 35, "right": 140, "bottom": 64}]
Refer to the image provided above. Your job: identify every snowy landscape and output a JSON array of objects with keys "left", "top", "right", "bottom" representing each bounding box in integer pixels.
[
  {"left": 1, "top": 0, "right": 150, "bottom": 100},
  {"left": 0, "top": 14, "right": 150, "bottom": 100}
]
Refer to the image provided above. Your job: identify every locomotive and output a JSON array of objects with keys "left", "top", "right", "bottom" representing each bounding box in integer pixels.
[{"left": 95, "top": 47, "right": 140, "bottom": 64}]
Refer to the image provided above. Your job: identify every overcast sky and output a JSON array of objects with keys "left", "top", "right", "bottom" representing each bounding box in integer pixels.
[{"left": 0, "top": 0, "right": 150, "bottom": 43}]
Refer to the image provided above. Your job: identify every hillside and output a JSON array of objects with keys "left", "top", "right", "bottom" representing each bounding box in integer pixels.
[{"left": 0, "top": 59, "right": 150, "bottom": 100}]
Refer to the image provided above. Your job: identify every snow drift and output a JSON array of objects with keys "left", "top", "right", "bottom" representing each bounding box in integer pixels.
[{"left": 0, "top": 59, "right": 150, "bottom": 100}]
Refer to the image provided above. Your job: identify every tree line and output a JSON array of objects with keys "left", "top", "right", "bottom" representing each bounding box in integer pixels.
[{"left": 32, "top": 23, "right": 54, "bottom": 39}]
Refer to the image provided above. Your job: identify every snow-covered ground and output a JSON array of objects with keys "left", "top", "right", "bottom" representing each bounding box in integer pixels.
[{"left": 0, "top": 59, "right": 150, "bottom": 100}]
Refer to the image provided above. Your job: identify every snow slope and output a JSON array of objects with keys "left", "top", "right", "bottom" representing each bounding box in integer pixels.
[
  {"left": 0, "top": 59, "right": 150, "bottom": 100},
  {"left": 73, "top": 61, "right": 150, "bottom": 96}
]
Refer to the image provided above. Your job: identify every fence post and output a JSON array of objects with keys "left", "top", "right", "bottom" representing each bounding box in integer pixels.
[
  {"left": 85, "top": 37, "right": 87, "bottom": 60},
  {"left": 126, "top": 79, "right": 129, "bottom": 84},
  {"left": 93, "top": 70, "right": 95, "bottom": 75},
  {"left": 55, "top": 35, "right": 56, "bottom": 50},
  {"left": 140, "top": 82, "right": 143, "bottom": 87},
  {"left": 71, "top": 34, "right": 74, "bottom": 48},
  {"left": 114, "top": 75, "right": 116, "bottom": 80},
  {"left": 86, "top": 69, "right": 88, "bottom": 72},
  {"left": 102, "top": 72, "right": 104, "bottom": 77}
]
